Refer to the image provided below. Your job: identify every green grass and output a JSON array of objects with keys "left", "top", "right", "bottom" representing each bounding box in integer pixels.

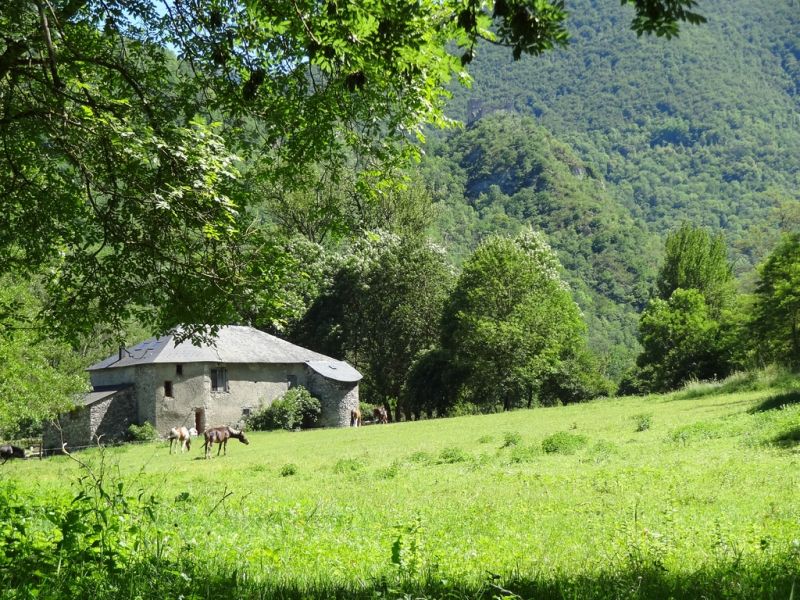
[{"left": 3, "top": 381, "right": 800, "bottom": 598}]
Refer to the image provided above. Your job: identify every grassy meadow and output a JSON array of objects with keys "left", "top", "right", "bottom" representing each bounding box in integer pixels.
[{"left": 3, "top": 375, "right": 800, "bottom": 599}]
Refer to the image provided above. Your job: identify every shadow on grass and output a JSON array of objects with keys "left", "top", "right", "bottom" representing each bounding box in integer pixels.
[
  {"left": 771, "top": 426, "right": 800, "bottom": 448},
  {"left": 749, "top": 390, "right": 800, "bottom": 413},
  {"left": 5, "top": 557, "right": 798, "bottom": 600}
]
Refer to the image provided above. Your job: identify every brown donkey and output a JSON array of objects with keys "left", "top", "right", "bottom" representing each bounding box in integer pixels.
[
  {"left": 373, "top": 406, "right": 388, "bottom": 424},
  {"left": 203, "top": 426, "right": 249, "bottom": 459}
]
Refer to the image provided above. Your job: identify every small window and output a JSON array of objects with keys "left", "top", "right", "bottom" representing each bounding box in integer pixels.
[
  {"left": 164, "top": 381, "right": 173, "bottom": 397},
  {"left": 176, "top": 364, "right": 183, "bottom": 376},
  {"left": 211, "top": 368, "right": 228, "bottom": 392},
  {"left": 242, "top": 407, "right": 252, "bottom": 417},
  {"left": 287, "top": 375, "right": 298, "bottom": 389}
]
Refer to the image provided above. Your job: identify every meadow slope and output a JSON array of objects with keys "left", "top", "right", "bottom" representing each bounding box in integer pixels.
[{"left": 2, "top": 381, "right": 800, "bottom": 599}]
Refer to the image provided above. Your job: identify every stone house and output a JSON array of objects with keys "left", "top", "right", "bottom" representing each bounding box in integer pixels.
[{"left": 44, "top": 326, "right": 361, "bottom": 451}]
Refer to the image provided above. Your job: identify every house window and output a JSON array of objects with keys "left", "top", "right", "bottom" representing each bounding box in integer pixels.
[
  {"left": 176, "top": 364, "right": 183, "bottom": 376},
  {"left": 287, "top": 375, "right": 297, "bottom": 389},
  {"left": 164, "top": 381, "right": 173, "bottom": 397},
  {"left": 242, "top": 407, "right": 252, "bottom": 418},
  {"left": 211, "top": 368, "right": 228, "bottom": 392}
]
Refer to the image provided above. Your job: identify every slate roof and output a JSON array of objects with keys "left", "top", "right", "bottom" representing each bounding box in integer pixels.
[
  {"left": 306, "top": 360, "right": 362, "bottom": 383},
  {"left": 83, "top": 384, "right": 133, "bottom": 407},
  {"left": 88, "top": 326, "right": 361, "bottom": 382}
]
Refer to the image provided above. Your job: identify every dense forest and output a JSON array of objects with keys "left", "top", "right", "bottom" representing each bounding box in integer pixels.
[{"left": 440, "top": 0, "right": 799, "bottom": 267}]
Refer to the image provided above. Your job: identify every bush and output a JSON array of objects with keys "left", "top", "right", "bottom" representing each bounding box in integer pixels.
[
  {"left": 407, "top": 450, "right": 434, "bottom": 464},
  {"left": 247, "top": 387, "right": 322, "bottom": 431},
  {"left": 333, "top": 457, "right": 363, "bottom": 474},
  {"left": 501, "top": 431, "right": 522, "bottom": 448},
  {"left": 539, "top": 350, "right": 617, "bottom": 405},
  {"left": 359, "top": 402, "right": 378, "bottom": 420},
  {"left": 541, "top": 431, "right": 588, "bottom": 455},
  {"left": 509, "top": 444, "right": 540, "bottom": 463},
  {"left": 127, "top": 422, "right": 158, "bottom": 442},
  {"left": 438, "top": 446, "right": 470, "bottom": 464},
  {"left": 279, "top": 463, "right": 298, "bottom": 477},
  {"left": 633, "top": 413, "right": 653, "bottom": 432}
]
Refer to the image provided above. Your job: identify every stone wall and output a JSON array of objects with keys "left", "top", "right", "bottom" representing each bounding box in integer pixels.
[
  {"left": 92, "top": 389, "right": 136, "bottom": 443},
  {"left": 43, "top": 407, "right": 90, "bottom": 450},
  {"left": 152, "top": 362, "right": 308, "bottom": 433},
  {"left": 304, "top": 368, "right": 359, "bottom": 428},
  {"left": 153, "top": 362, "right": 207, "bottom": 433},
  {"left": 43, "top": 388, "right": 135, "bottom": 450}
]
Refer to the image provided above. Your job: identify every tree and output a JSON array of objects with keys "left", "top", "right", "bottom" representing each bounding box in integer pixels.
[
  {"left": 441, "top": 230, "right": 588, "bottom": 410},
  {"left": 0, "top": 279, "right": 88, "bottom": 438},
  {"left": 403, "top": 348, "right": 466, "bottom": 418},
  {"left": 0, "top": 0, "right": 706, "bottom": 341},
  {"left": 655, "top": 223, "right": 734, "bottom": 315},
  {"left": 752, "top": 233, "right": 800, "bottom": 368},
  {"left": 636, "top": 289, "right": 728, "bottom": 391},
  {"left": 635, "top": 225, "right": 739, "bottom": 391},
  {"left": 293, "top": 233, "right": 454, "bottom": 419}
]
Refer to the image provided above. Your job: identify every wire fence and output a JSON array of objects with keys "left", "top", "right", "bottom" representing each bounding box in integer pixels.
[{"left": 2, "top": 434, "right": 185, "bottom": 459}]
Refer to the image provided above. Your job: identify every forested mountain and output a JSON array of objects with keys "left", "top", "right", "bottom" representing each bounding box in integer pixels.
[
  {"left": 421, "top": 114, "right": 654, "bottom": 378},
  {"left": 420, "top": 0, "right": 799, "bottom": 378},
  {"left": 434, "top": 0, "right": 798, "bottom": 265}
]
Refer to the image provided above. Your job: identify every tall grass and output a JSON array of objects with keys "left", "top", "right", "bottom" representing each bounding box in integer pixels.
[{"left": 671, "top": 366, "right": 800, "bottom": 400}]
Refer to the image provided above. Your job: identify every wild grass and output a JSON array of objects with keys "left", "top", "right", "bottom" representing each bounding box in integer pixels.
[
  {"left": 671, "top": 366, "right": 800, "bottom": 400},
  {"left": 3, "top": 379, "right": 800, "bottom": 599}
]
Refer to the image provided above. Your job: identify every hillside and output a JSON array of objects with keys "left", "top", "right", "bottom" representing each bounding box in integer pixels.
[
  {"left": 4, "top": 373, "right": 800, "bottom": 598},
  {"left": 440, "top": 0, "right": 799, "bottom": 271},
  {"left": 418, "top": 0, "right": 798, "bottom": 377},
  {"left": 451, "top": 0, "right": 799, "bottom": 258},
  {"left": 422, "top": 113, "right": 656, "bottom": 377}
]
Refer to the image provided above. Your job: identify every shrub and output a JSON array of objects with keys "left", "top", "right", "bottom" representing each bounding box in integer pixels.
[
  {"left": 375, "top": 461, "right": 401, "bottom": 480},
  {"left": 448, "top": 402, "right": 481, "bottom": 417},
  {"left": 667, "top": 421, "right": 725, "bottom": 445},
  {"left": 438, "top": 446, "right": 470, "bottom": 464},
  {"left": 359, "top": 402, "right": 378, "bottom": 420},
  {"left": 127, "top": 422, "right": 158, "bottom": 442},
  {"left": 541, "top": 431, "right": 588, "bottom": 455},
  {"left": 509, "top": 444, "right": 540, "bottom": 463},
  {"left": 333, "top": 457, "right": 363, "bottom": 474},
  {"left": 501, "top": 431, "right": 522, "bottom": 448},
  {"left": 280, "top": 463, "right": 298, "bottom": 477},
  {"left": 407, "top": 450, "right": 434, "bottom": 464},
  {"left": 588, "top": 440, "right": 619, "bottom": 461},
  {"left": 634, "top": 413, "right": 653, "bottom": 432},
  {"left": 247, "top": 387, "right": 322, "bottom": 431}
]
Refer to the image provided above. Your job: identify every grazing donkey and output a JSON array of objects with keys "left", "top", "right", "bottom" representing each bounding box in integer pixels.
[
  {"left": 373, "top": 406, "right": 389, "bottom": 424},
  {"left": 168, "top": 426, "right": 193, "bottom": 454},
  {"left": 350, "top": 408, "right": 362, "bottom": 427},
  {"left": 203, "top": 426, "right": 249, "bottom": 459},
  {"left": 0, "top": 444, "right": 26, "bottom": 463}
]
